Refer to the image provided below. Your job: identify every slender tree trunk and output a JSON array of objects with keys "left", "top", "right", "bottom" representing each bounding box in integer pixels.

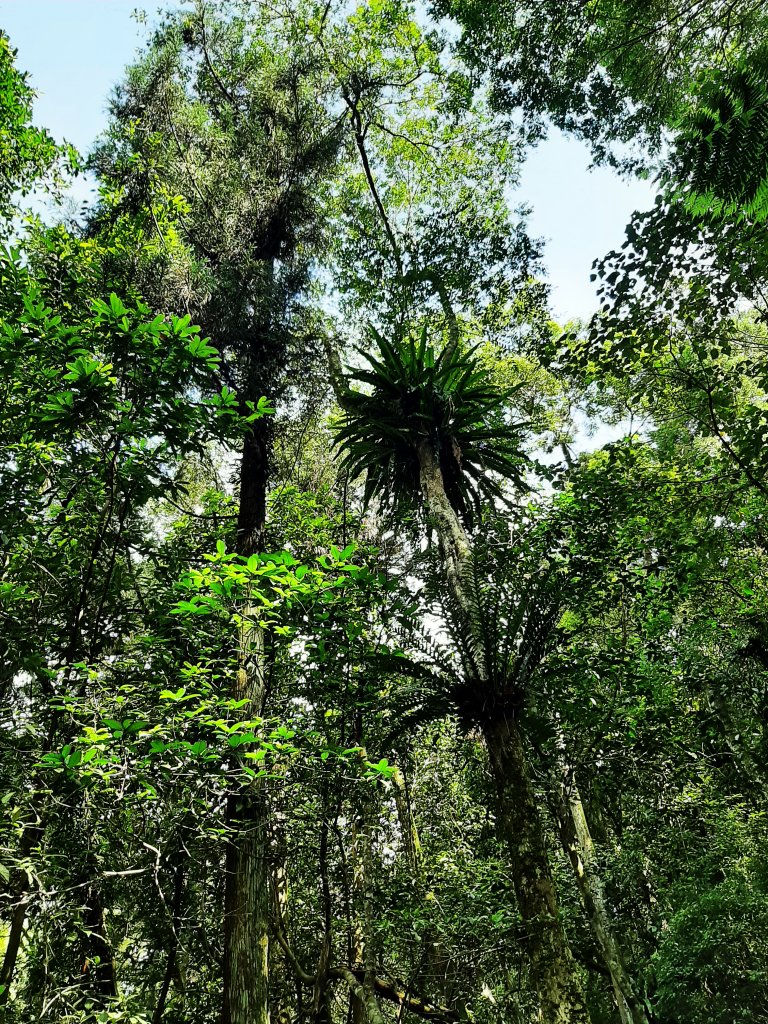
[
  {"left": 392, "top": 766, "right": 446, "bottom": 999},
  {"left": 0, "top": 816, "right": 42, "bottom": 1003},
  {"left": 311, "top": 785, "right": 333, "bottom": 1024},
  {"left": 416, "top": 441, "right": 591, "bottom": 1024},
  {"left": 348, "top": 803, "right": 368, "bottom": 1024},
  {"left": 392, "top": 766, "right": 423, "bottom": 878},
  {"left": 416, "top": 443, "right": 472, "bottom": 618},
  {"left": 152, "top": 861, "right": 186, "bottom": 1024},
  {"left": 221, "top": 422, "right": 271, "bottom": 1024},
  {"left": 0, "top": 897, "right": 28, "bottom": 1004},
  {"left": 80, "top": 883, "right": 118, "bottom": 1000},
  {"left": 555, "top": 775, "right": 649, "bottom": 1024}
]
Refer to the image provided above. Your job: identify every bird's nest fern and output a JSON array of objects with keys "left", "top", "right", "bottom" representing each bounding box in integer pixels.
[{"left": 377, "top": 543, "right": 562, "bottom": 739}]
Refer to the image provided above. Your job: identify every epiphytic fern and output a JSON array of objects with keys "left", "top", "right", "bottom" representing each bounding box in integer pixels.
[
  {"left": 377, "top": 539, "right": 563, "bottom": 740},
  {"left": 436, "top": 541, "right": 561, "bottom": 726}
]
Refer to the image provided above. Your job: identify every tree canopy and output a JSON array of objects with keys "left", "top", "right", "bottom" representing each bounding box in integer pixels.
[{"left": 2, "top": 4, "right": 768, "bottom": 1024}]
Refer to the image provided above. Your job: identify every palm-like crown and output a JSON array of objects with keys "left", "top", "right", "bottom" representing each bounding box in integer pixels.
[{"left": 335, "top": 327, "right": 529, "bottom": 527}]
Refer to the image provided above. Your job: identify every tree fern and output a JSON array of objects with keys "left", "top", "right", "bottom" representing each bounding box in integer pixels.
[
  {"left": 377, "top": 540, "right": 563, "bottom": 739},
  {"left": 334, "top": 326, "right": 531, "bottom": 528},
  {"left": 437, "top": 541, "right": 561, "bottom": 725},
  {"left": 674, "top": 47, "right": 768, "bottom": 222}
]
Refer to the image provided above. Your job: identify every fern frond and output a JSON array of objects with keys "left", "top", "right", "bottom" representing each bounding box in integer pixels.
[{"left": 675, "top": 46, "right": 768, "bottom": 222}]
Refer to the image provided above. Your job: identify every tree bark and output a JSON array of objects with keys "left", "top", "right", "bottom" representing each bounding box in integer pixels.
[
  {"left": 555, "top": 775, "right": 649, "bottom": 1024},
  {"left": 0, "top": 896, "right": 28, "bottom": 1004},
  {"left": 0, "top": 816, "right": 42, "bottom": 1003},
  {"left": 483, "top": 716, "right": 590, "bottom": 1024},
  {"left": 332, "top": 967, "right": 388, "bottom": 1024},
  {"left": 80, "top": 882, "right": 118, "bottom": 1000},
  {"left": 222, "top": 785, "right": 270, "bottom": 1024},
  {"left": 416, "top": 443, "right": 473, "bottom": 622},
  {"left": 336, "top": 968, "right": 459, "bottom": 1024},
  {"left": 221, "top": 423, "right": 271, "bottom": 1024},
  {"left": 347, "top": 799, "right": 370, "bottom": 1024}
]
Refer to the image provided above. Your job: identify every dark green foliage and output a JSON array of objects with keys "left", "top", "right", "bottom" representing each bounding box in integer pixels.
[
  {"left": 652, "top": 876, "right": 768, "bottom": 1023},
  {"left": 9, "top": 4, "right": 768, "bottom": 1023},
  {"left": 335, "top": 328, "right": 530, "bottom": 526},
  {"left": 88, "top": 1, "right": 343, "bottom": 407}
]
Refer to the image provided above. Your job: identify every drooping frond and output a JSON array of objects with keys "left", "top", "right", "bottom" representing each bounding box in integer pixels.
[
  {"left": 334, "top": 326, "right": 530, "bottom": 528},
  {"left": 435, "top": 541, "right": 562, "bottom": 725},
  {"left": 371, "top": 647, "right": 460, "bottom": 745},
  {"left": 674, "top": 47, "right": 768, "bottom": 222}
]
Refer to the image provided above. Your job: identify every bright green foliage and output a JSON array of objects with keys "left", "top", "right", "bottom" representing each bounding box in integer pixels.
[
  {"left": 0, "top": 245, "right": 241, "bottom": 682},
  {"left": 335, "top": 328, "right": 530, "bottom": 525},
  {"left": 8, "top": 5, "right": 768, "bottom": 1024},
  {"left": 0, "top": 33, "right": 59, "bottom": 218}
]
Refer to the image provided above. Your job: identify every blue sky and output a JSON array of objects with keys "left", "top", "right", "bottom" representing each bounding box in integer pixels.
[{"left": 1, "top": 0, "right": 656, "bottom": 321}]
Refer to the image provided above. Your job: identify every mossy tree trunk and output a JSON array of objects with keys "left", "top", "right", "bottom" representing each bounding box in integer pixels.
[
  {"left": 555, "top": 773, "right": 649, "bottom": 1024},
  {"left": 483, "top": 716, "right": 590, "bottom": 1024},
  {"left": 221, "top": 420, "right": 271, "bottom": 1024}
]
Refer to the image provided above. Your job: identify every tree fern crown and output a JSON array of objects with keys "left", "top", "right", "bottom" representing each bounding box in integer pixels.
[{"left": 334, "top": 327, "right": 530, "bottom": 527}]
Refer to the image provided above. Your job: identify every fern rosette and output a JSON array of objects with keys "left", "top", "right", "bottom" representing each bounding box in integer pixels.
[{"left": 334, "top": 327, "right": 530, "bottom": 526}]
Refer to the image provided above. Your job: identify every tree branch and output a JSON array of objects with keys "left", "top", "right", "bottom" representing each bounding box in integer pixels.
[{"left": 331, "top": 967, "right": 460, "bottom": 1024}]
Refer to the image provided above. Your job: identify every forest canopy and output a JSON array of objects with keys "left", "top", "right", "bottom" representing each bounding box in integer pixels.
[{"left": 2, "top": 3, "right": 768, "bottom": 1024}]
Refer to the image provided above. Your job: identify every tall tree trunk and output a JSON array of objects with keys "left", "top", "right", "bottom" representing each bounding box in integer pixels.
[
  {"left": 311, "top": 784, "right": 333, "bottom": 1024},
  {"left": 555, "top": 774, "right": 649, "bottom": 1024},
  {"left": 221, "top": 421, "right": 271, "bottom": 1024},
  {"left": 416, "top": 441, "right": 591, "bottom": 1024},
  {"left": 222, "top": 784, "right": 270, "bottom": 1024},
  {"left": 483, "top": 716, "right": 590, "bottom": 1024}
]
